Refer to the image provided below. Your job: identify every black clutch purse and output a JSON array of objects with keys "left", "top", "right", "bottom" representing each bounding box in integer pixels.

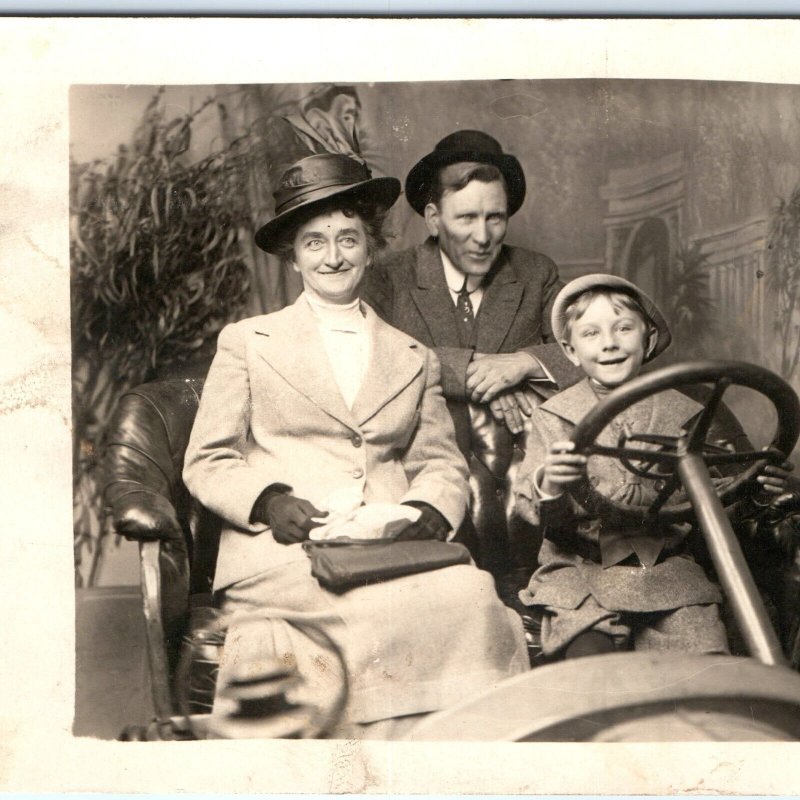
[{"left": 302, "top": 539, "right": 472, "bottom": 593}]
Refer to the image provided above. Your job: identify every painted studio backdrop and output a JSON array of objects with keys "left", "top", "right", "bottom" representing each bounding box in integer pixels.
[{"left": 70, "top": 79, "right": 800, "bottom": 594}]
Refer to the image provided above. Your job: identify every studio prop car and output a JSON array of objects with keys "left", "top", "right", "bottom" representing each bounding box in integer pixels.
[{"left": 105, "top": 360, "right": 800, "bottom": 742}]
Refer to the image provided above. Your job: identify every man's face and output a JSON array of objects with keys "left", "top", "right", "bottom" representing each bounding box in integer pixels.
[{"left": 424, "top": 178, "right": 509, "bottom": 277}]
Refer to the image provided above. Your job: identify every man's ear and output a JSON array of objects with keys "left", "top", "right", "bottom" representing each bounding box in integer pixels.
[
  {"left": 562, "top": 341, "right": 581, "bottom": 367},
  {"left": 423, "top": 202, "right": 440, "bottom": 238}
]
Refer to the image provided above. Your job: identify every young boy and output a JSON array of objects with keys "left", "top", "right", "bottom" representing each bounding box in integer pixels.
[{"left": 514, "top": 274, "right": 791, "bottom": 660}]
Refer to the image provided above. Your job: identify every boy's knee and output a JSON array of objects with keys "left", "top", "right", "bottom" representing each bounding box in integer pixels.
[{"left": 635, "top": 604, "right": 729, "bottom": 654}]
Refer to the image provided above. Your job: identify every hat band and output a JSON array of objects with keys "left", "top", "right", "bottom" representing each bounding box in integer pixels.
[{"left": 274, "top": 179, "right": 366, "bottom": 215}]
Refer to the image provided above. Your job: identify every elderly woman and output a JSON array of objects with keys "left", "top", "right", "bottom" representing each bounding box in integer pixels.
[{"left": 182, "top": 154, "right": 528, "bottom": 739}]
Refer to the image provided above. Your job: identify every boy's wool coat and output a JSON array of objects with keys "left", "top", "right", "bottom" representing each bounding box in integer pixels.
[{"left": 515, "top": 378, "right": 750, "bottom": 613}]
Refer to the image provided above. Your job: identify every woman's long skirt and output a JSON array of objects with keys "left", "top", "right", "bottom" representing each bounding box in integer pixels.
[{"left": 214, "top": 554, "right": 529, "bottom": 737}]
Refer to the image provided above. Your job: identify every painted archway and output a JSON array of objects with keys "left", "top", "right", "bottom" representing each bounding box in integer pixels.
[{"left": 626, "top": 217, "right": 671, "bottom": 302}]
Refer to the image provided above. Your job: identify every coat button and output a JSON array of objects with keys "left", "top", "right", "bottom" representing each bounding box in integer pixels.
[
  {"left": 351, "top": 434, "right": 363, "bottom": 448},
  {"left": 352, "top": 467, "right": 364, "bottom": 479},
  {"left": 654, "top": 479, "right": 666, "bottom": 491}
]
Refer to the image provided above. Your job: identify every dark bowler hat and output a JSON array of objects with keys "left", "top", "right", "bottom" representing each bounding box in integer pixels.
[
  {"left": 255, "top": 154, "right": 401, "bottom": 254},
  {"left": 404, "top": 129, "right": 526, "bottom": 216}
]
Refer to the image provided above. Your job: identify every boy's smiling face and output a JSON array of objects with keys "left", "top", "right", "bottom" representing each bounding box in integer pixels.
[{"left": 564, "top": 294, "right": 653, "bottom": 388}]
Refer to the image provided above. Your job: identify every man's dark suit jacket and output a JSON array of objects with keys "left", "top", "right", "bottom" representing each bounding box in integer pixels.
[{"left": 363, "top": 237, "right": 581, "bottom": 457}]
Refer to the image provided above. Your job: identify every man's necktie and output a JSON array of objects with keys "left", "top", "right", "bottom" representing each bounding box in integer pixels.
[{"left": 457, "top": 276, "right": 476, "bottom": 343}]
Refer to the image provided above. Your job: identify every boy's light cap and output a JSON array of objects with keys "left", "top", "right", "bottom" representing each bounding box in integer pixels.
[{"left": 552, "top": 273, "right": 671, "bottom": 363}]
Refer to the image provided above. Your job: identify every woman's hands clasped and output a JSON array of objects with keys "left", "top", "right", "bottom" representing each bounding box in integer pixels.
[{"left": 253, "top": 493, "right": 451, "bottom": 544}]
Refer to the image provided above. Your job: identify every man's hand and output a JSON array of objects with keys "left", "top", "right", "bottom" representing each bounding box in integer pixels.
[
  {"left": 540, "top": 440, "right": 588, "bottom": 497},
  {"left": 488, "top": 389, "right": 534, "bottom": 435},
  {"left": 254, "top": 494, "right": 328, "bottom": 545},
  {"left": 466, "top": 352, "right": 541, "bottom": 403}
]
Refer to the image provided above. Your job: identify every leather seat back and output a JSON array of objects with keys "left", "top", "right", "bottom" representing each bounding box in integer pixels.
[{"left": 103, "top": 376, "right": 220, "bottom": 595}]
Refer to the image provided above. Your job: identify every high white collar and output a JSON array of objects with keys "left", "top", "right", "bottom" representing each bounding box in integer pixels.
[{"left": 303, "top": 292, "right": 365, "bottom": 331}]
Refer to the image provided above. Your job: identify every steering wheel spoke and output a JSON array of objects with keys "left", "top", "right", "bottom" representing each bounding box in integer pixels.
[
  {"left": 628, "top": 433, "right": 684, "bottom": 447},
  {"left": 703, "top": 447, "right": 784, "bottom": 467},
  {"left": 615, "top": 431, "right": 683, "bottom": 479},
  {"left": 585, "top": 444, "right": 679, "bottom": 464},
  {"left": 687, "top": 377, "right": 731, "bottom": 451},
  {"left": 700, "top": 441, "right": 737, "bottom": 455},
  {"left": 648, "top": 473, "right": 682, "bottom": 515}
]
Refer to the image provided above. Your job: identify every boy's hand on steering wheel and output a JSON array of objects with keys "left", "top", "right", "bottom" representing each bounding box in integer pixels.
[
  {"left": 541, "top": 440, "right": 588, "bottom": 497},
  {"left": 756, "top": 456, "right": 794, "bottom": 495},
  {"left": 397, "top": 502, "right": 450, "bottom": 541},
  {"left": 254, "top": 493, "right": 328, "bottom": 544}
]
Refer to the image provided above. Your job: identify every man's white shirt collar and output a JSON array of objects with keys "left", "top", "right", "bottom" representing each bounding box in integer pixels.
[{"left": 439, "top": 249, "right": 485, "bottom": 312}]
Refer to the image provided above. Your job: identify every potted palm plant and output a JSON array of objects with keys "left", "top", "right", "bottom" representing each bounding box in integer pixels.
[
  {"left": 660, "top": 241, "right": 717, "bottom": 362},
  {"left": 71, "top": 89, "right": 253, "bottom": 585}
]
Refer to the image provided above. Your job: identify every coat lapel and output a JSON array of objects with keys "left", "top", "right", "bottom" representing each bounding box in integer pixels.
[
  {"left": 474, "top": 247, "right": 524, "bottom": 354},
  {"left": 539, "top": 378, "right": 601, "bottom": 426},
  {"left": 351, "top": 307, "right": 424, "bottom": 425},
  {"left": 409, "top": 239, "right": 462, "bottom": 348},
  {"left": 252, "top": 296, "right": 357, "bottom": 429},
  {"left": 541, "top": 379, "right": 704, "bottom": 436}
]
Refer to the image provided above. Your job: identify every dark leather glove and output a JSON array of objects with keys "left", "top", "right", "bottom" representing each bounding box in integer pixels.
[
  {"left": 252, "top": 492, "right": 328, "bottom": 545},
  {"left": 396, "top": 502, "right": 450, "bottom": 542},
  {"left": 112, "top": 490, "right": 183, "bottom": 542}
]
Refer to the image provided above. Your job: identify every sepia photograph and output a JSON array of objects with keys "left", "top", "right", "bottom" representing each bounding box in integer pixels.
[
  {"left": 5, "top": 16, "right": 800, "bottom": 794},
  {"left": 71, "top": 74, "right": 800, "bottom": 742}
]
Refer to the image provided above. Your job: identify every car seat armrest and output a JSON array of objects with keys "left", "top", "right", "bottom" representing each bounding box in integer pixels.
[{"left": 108, "top": 487, "right": 183, "bottom": 542}]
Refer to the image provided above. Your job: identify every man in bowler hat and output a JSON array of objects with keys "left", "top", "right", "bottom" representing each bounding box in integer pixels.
[{"left": 363, "top": 130, "right": 579, "bottom": 579}]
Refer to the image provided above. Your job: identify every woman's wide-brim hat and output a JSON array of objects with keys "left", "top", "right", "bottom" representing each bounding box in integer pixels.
[
  {"left": 255, "top": 154, "right": 401, "bottom": 254},
  {"left": 404, "top": 129, "right": 526, "bottom": 216},
  {"left": 551, "top": 273, "right": 672, "bottom": 362}
]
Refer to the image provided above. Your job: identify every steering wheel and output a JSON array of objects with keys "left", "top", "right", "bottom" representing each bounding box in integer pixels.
[{"left": 569, "top": 361, "right": 800, "bottom": 524}]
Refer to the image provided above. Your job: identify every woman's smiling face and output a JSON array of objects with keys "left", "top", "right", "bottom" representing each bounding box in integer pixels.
[
  {"left": 291, "top": 209, "right": 370, "bottom": 305},
  {"left": 564, "top": 293, "right": 652, "bottom": 388}
]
